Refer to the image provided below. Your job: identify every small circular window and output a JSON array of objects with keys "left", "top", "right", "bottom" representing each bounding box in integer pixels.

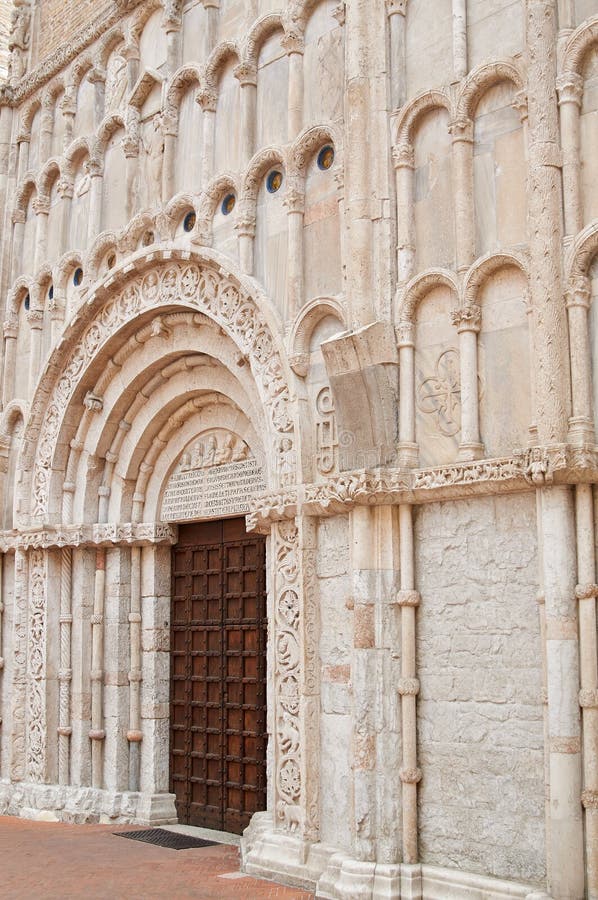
[
  {"left": 266, "top": 170, "right": 283, "bottom": 194},
  {"left": 73, "top": 268, "right": 83, "bottom": 287},
  {"left": 48, "top": 285, "right": 54, "bottom": 301},
  {"left": 317, "top": 145, "right": 335, "bottom": 171},
  {"left": 221, "top": 193, "right": 236, "bottom": 215},
  {"left": 183, "top": 211, "right": 196, "bottom": 232},
  {"left": 24, "top": 293, "right": 30, "bottom": 311}
]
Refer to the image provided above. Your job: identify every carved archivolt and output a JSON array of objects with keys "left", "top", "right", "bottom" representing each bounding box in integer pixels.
[
  {"left": 563, "top": 15, "right": 598, "bottom": 76},
  {"left": 397, "top": 269, "right": 459, "bottom": 324},
  {"left": 24, "top": 254, "right": 296, "bottom": 522},
  {"left": 456, "top": 59, "right": 525, "bottom": 120}
]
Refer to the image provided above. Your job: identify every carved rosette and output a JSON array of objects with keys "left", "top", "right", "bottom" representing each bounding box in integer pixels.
[
  {"left": 31, "top": 262, "right": 296, "bottom": 519},
  {"left": 26, "top": 549, "right": 47, "bottom": 782}
]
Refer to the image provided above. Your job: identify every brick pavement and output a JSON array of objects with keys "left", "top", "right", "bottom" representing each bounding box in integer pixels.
[{"left": 0, "top": 817, "right": 315, "bottom": 899}]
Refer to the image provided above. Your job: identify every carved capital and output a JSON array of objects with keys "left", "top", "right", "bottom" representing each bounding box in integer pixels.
[
  {"left": 392, "top": 143, "right": 414, "bottom": 169},
  {"left": 85, "top": 157, "right": 103, "bottom": 178},
  {"left": 12, "top": 208, "right": 26, "bottom": 225},
  {"left": 3, "top": 320, "right": 18, "bottom": 340},
  {"left": 557, "top": 72, "right": 583, "bottom": 107},
  {"left": 32, "top": 195, "right": 51, "bottom": 216},
  {"left": 281, "top": 30, "right": 305, "bottom": 56},
  {"left": 396, "top": 322, "right": 415, "bottom": 347},
  {"left": 448, "top": 118, "right": 474, "bottom": 143},
  {"left": 196, "top": 87, "right": 217, "bottom": 113},
  {"left": 234, "top": 213, "right": 257, "bottom": 239},
  {"left": 386, "top": 0, "right": 407, "bottom": 15},
  {"left": 283, "top": 187, "right": 305, "bottom": 215},
  {"left": 26, "top": 309, "right": 43, "bottom": 329},
  {"left": 87, "top": 67, "right": 106, "bottom": 85},
  {"left": 575, "top": 583, "right": 598, "bottom": 600},
  {"left": 84, "top": 392, "right": 104, "bottom": 412},
  {"left": 566, "top": 275, "right": 591, "bottom": 309},
  {"left": 398, "top": 677, "right": 420, "bottom": 696},
  {"left": 57, "top": 177, "right": 74, "bottom": 200},
  {"left": 582, "top": 790, "right": 598, "bottom": 810},
  {"left": 122, "top": 136, "right": 140, "bottom": 159},
  {"left": 233, "top": 62, "right": 258, "bottom": 87},
  {"left": 511, "top": 90, "right": 528, "bottom": 123},
  {"left": 451, "top": 304, "right": 481, "bottom": 333},
  {"left": 579, "top": 687, "right": 598, "bottom": 709}
]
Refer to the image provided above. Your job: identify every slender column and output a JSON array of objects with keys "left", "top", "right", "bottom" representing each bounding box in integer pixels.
[
  {"left": 11, "top": 210, "right": 25, "bottom": 283},
  {"left": 566, "top": 275, "right": 594, "bottom": 445},
  {"left": 557, "top": 73, "right": 583, "bottom": 239},
  {"left": 386, "top": 0, "right": 407, "bottom": 110},
  {"left": 201, "top": 0, "right": 220, "bottom": 52},
  {"left": 449, "top": 118, "right": 475, "bottom": 273},
  {"left": 60, "top": 93, "right": 77, "bottom": 152},
  {"left": 26, "top": 309, "right": 44, "bottom": 397},
  {"left": 56, "top": 178, "right": 73, "bottom": 259},
  {"left": 234, "top": 64, "right": 258, "bottom": 164},
  {"left": 452, "top": 0, "right": 467, "bottom": 80},
  {"left": 282, "top": 31, "right": 304, "bottom": 140},
  {"left": 58, "top": 547, "right": 73, "bottom": 785},
  {"left": 284, "top": 184, "right": 305, "bottom": 320},
  {"left": 87, "top": 69, "right": 106, "bottom": 131},
  {"left": 49, "top": 289, "right": 66, "bottom": 343},
  {"left": 3, "top": 320, "right": 18, "bottom": 405},
  {"left": 0, "top": 554, "right": 4, "bottom": 713},
  {"left": 452, "top": 305, "right": 484, "bottom": 460},
  {"left": 396, "top": 321, "right": 418, "bottom": 466},
  {"left": 123, "top": 135, "right": 139, "bottom": 224},
  {"left": 128, "top": 545, "right": 143, "bottom": 791},
  {"left": 235, "top": 202, "right": 256, "bottom": 276},
  {"left": 576, "top": 485, "right": 598, "bottom": 899},
  {"left": 124, "top": 47, "right": 140, "bottom": 95},
  {"left": 162, "top": 110, "right": 177, "bottom": 203},
  {"left": 16, "top": 136, "right": 30, "bottom": 183},
  {"left": 32, "top": 195, "right": 50, "bottom": 273},
  {"left": 398, "top": 504, "right": 421, "bottom": 868},
  {"left": 392, "top": 144, "right": 415, "bottom": 285},
  {"left": 90, "top": 548, "right": 106, "bottom": 790},
  {"left": 86, "top": 158, "right": 104, "bottom": 244},
  {"left": 39, "top": 108, "right": 53, "bottom": 164},
  {"left": 197, "top": 89, "right": 217, "bottom": 189},
  {"left": 165, "top": 23, "right": 183, "bottom": 74},
  {"left": 540, "top": 484, "right": 584, "bottom": 899}
]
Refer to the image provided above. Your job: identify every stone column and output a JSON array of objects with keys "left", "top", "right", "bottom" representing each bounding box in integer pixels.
[
  {"left": 566, "top": 275, "right": 594, "bottom": 446},
  {"left": 16, "top": 135, "right": 30, "bottom": 183},
  {"left": 452, "top": 305, "right": 484, "bottom": 460},
  {"left": 56, "top": 177, "right": 73, "bottom": 258},
  {"left": 284, "top": 183, "right": 305, "bottom": 321},
  {"left": 557, "top": 73, "right": 583, "bottom": 240},
  {"left": 123, "top": 136, "right": 140, "bottom": 224},
  {"left": 10, "top": 209, "right": 25, "bottom": 283},
  {"left": 449, "top": 118, "right": 475, "bottom": 274},
  {"left": 165, "top": 21, "right": 183, "bottom": 74},
  {"left": 90, "top": 548, "right": 106, "bottom": 790},
  {"left": 58, "top": 547, "right": 73, "bottom": 785},
  {"left": 235, "top": 203, "right": 256, "bottom": 276},
  {"left": 398, "top": 503, "right": 422, "bottom": 890},
  {"left": 576, "top": 485, "right": 598, "bottom": 899},
  {"left": 539, "top": 484, "right": 584, "bottom": 899},
  {"left": 60, "top": 93, "right": 77, "bottom": 151},
  {"left": 162, "top": 110, "right": 177, "bottom": 203},
  {"left": 124, "top": 47, "right": 140, "bottom": 95},
  {"left": 2, "top": 320, "right": 18, "bottom": 406},
  {"left": 87, "top": 69, "right": 106, "bottom": 131},
  {"left": 197, "top": 88, "right": 217, "bottom": 189},
  {"left": 235, "top": 63, "right": 258, "bottom": 164},
  {"left": 392, "top": 144, "right": 415, "bottom": 286},
  {"left": 26, "top": 308, "right": 44, "bottom": 398},
  {"left": 33, "top": 194, "right": 50, "bottom": 273},
  {"left": 86, "top": 158, "right": 104, "bottom": 244},
  {"left": 201, "top": 0, "right": 220, "bottom": 53},
  {"left": 282, "top": 31, "right": 304, "bottom": 141},
  {"left": 387, "top": 0, "right": 407, "bottom": 110},
  {"left": 128, "top": 545, "right": 143, "bottom": 791},
  {"left": 452, "top": 0, "right": 467, "bottom": 80},
  {"left": 396, "top": 321, "right": 418, "bottom": 466},
  {"left": 39, "top": 108, "right": 53, "bottom": 165}
]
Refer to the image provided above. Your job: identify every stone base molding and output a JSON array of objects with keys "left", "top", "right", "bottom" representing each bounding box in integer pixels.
[
  {"left": 241, "top": 813, "right": 547, "bottom": 900},
  {"left": 0, "top": 780, "right": 177, "bottom": 826}
]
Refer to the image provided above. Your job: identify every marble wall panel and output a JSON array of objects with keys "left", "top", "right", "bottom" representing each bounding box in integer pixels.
[
  {"left": 175, "top": 87, "right": 203, "bottom": 196},
  {"left": 139, "top": 10, "right": 167, "bottom": 73},
  {"left": 50, "top": 93, "right": 66, "bottom": 157},
  {"left": 413, "top": 108, "right": 455, "bottom": 272},
  {"left": 255, "top": 177, "right": 287, "bottom": 315},
  {"left": 214, "top": 61, "right": 241, "bottom": 175},
  {"left": 304, "top": 155, "right": 341, "bottom": 302},
  {"left": 415, "top": 493, "right": 545, "bottom": 885},
  {"left": 256, "top": 33, "right": 288, "bottom": 150},
  {"left": 581, "top": 49, "right": 598, "bottom": 228},
  {"left": 406, "top": 0, "right": 452, "bottom": 97},
  {"left": 73, "top": 76, "right": 96, "bottom": 141},
  {"left": 182, "top": 2, "right": 209, "bottom": 67},
  {"left": 22, "top": 206, "right": 36, "bottom": 278},
  {"left": 474, "top": 84, "right": 526, "bottom": 256},
  {"left": 304, "top": 1, "right": 344, "bottom": 127},
  {"left": 467, "top": 0, "right": 524, "bottom": 70},
  {"left": 101, "top": 129, "right": 127, "bottom": 232},
  {"left": 415, "top": 287, "right": 460, "bottom": 467},
  {"left": 478, "top": 268, "right": 530, "bottom": 457}
]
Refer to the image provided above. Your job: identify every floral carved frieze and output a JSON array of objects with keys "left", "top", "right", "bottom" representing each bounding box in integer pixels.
[
  {"left": 30, "top": 261, "right": 295, "bottom": 521},
  {"left": 0, "top": 523, "right": 177, "bottom": 551}
]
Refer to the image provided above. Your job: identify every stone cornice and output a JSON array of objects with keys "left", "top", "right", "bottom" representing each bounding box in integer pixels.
[
  {"left": 0, "top": 522, "right": 177, "bottom": 551},
  {"left": 1, "top": 1, "right": 145, "bottom": 109},
  {"left": 246, "top": 445, "right": 598, "bottom": 527}
]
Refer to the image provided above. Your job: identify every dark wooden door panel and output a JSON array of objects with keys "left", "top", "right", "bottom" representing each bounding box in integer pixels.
[{"left": 170, "top": 518, "right": 267, "bottom": 834}]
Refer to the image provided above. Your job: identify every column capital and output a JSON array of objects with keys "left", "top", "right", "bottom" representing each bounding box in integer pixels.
[
  {"left": 566, "top": 275, "right": 591, "bottom": 309},
  {"left": 32, "top": 195, "right": 51, "bottom": 216},
  {"left": 386, "top": 0, "right": 407, "bottom": 16},
  {"left": 57, "top": 177, "right": 74, "bottom": 200},
  {"left": 11, "top": 208, "right": 26, "bottom": 225},
  {"left": 281, "top": 30, "right": 305, "bottom": 56},
  {"left": 392, "top": 142, "right": 415, "bottom": 169},
  {"left": 557, "top": 72, "right": 583, "bottom": 107},
  {"left": 26, "top": 309, "right": 44, "bottom": 330},
  {"left": 3, "top": 320, "right": 18, "bottom": 340},
  {"left": 448, "top": 117, "right": 474, "bottom": 143},
  {"left": 451, "top": 304, "right": 481, "bottom": 333},
  {"left": 283, "top": 186, "right": 305, "bottom": 215},
  {"left": 87, "top": 67, "right": 106, "bottom": 86},
  {"left": 196, "top": 87, "right": 217, "bottom": 113},
  {"left": 85, "top": 157, "right": 104, "bottom": 178},
  {"left": 396, "top": 321, "right": 415, "bottom": 347},
  {"left": 234, "top": 211, "right": 257, "bottom": 239},
  {"left": 233, "top": 61, "right": 258, "bottom": 87}
]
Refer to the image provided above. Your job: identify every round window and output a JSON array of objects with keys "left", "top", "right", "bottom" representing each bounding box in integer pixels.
[
  {"left": 266, "top": 170, "right": 283, "bottom": 193},
  {"left": 73, "top": 268, "right": 83, "bottom": 287},
  {"left": 183, "top": 211, "right": 196, "bottom": 232},
  {"left": 317, "top": 145, "right": 335, "bottom": 171},
  {"left": 221, "top": 193, "right": 236, "bottom": 215}
]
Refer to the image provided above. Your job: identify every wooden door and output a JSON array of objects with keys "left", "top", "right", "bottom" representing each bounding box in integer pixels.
[{"left": 170, "top": 517, "right": 267, "bottom": 834}]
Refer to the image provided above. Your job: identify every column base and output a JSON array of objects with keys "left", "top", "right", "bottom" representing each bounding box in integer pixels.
[
  {"left": 397, "top": 442, "right": 419, "bottom": 468},
  {"left": 567, "top": 415, "right": 595, "bottom": 447},
  {"left": 457, "top": 442, "right": 485, "bottom": 461},
  {"left": 0, "top": 779, "right": 177, "bottom": 826}
]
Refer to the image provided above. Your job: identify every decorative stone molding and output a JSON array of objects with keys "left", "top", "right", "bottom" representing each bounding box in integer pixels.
[
  {"left": 7, "top": 523, "right": 177, "bottom": 551},
  {"left": 451, "top": 305, "right": 482, "bottom": 333}
]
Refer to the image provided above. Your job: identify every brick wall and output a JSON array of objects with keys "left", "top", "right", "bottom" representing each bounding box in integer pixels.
[{"left": 39, "top": 0, "right": 113, "bottom": 61}]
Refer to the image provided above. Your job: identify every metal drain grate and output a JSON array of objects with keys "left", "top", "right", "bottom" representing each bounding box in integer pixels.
[{"left": 115, "top": 828, "right": 218, "bottom": 851}]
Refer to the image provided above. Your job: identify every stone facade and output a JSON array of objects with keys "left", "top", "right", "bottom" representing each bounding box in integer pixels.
[{"left": 0, "top": 0, "right": 596, "bottom": 898}]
